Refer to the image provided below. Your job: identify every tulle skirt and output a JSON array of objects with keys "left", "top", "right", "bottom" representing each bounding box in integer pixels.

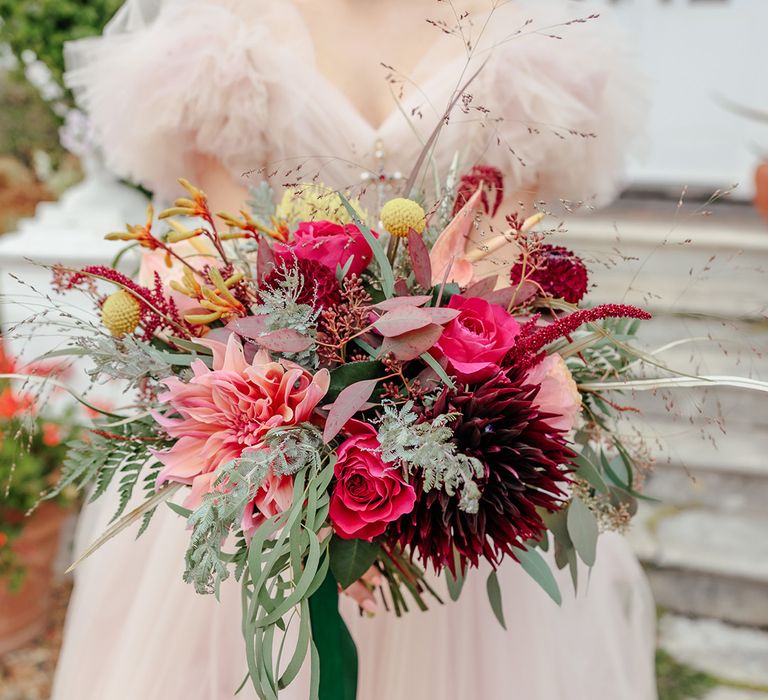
[{"left": 52, "top": 487, "right": 657, "bottom": 700}]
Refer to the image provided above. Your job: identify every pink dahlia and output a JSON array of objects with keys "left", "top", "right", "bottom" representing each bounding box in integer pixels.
[{"left": 152, "top": 334, "right": 330, "bottom": 515}]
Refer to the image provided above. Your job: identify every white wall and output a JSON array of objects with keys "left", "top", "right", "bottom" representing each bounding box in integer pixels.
[{"left": 603, "top": 0, "right": 768, "bottom": 198}]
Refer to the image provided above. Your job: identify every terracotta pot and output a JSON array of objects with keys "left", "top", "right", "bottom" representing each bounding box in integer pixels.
[
  {"left": 754, "top": 162, "right": 768, "bottom": 222},
  {"left": 0, "top": 502, "right": 71, "bottom": 655}
]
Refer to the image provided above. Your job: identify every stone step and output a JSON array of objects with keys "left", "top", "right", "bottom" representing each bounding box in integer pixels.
[
  {"left": 629, "top": 507, "right": 768, "bottom": 627},
  {"left": 659, "top": 615, "right": 768, "bottom": 691},
  {"left": 636, "top": 417, "right": 768, "bottom": 476},
  {"left": 562, "top": 204, "right": 768, "bottom": 320},
  {"left": 707, "top": 690, "right": 768, "bottom": 700},
  {"left": 632, "top": 416, "right": 768, "bottom": 513}
]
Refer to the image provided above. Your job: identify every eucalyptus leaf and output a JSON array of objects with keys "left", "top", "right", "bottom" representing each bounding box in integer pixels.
[
  {"left": 573, "top": 451, "right": 609, "bottom": 494},
  {"left": 516, "top": 546, "right": 562, "bottom": 605},
  {"left": 567, "top": 497, "right": 599, "bottom": 567},
  {"left": 486, "top": 570, "right": 507, "bottom": 630},
  {"left": 445, "top": 548, "right": 465, "bottom": 602}
]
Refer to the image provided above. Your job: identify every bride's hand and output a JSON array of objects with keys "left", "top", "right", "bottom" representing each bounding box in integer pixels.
[{"left": 340, "top": 566, "right": 382, "bottom": 614}]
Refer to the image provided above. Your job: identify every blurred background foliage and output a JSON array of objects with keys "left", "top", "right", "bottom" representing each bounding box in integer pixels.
[
  {"left": 0, "top": 0, "right": 121, "bottom": 86},
  {"left": 0, "top": 0, "right": 121, "bottom": 233}
]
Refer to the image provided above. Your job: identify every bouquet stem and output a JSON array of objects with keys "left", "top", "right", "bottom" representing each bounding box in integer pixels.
[{"left": 308, "top": 570, "right": 358, "bottom": 700}]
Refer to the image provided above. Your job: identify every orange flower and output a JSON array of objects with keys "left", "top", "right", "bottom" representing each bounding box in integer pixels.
[
  {"left": 105, "top": 205, "right": 162, "bottom": 251},
  {"left": 0, "top": 387, "right": 34, "bottom": 420},
  {"left": 158, "top": 179, "right": 211, "bottom": 220},
  {"left": 42, "top": 422, "right": 62, "bottom": 447}
]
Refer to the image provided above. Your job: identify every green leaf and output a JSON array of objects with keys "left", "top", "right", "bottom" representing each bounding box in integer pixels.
[
  {"left": 329, "top": 536, "right": 380, "bottom": 589},
  {"left": 486, "top": 570, "right": 506, "bottom": 630},
  {"left": 573, "top": 451, "right": 609, "bottom": 494},
  {"left": 338, "top": 193, "right": 394, "bottom": 298},
  {"left": 445, "top": 547, "right": 465, "bottom": 601},
  {"left": 167, "top": 501, "right": 193, "bottom": 519},
  {"left": 567, "top": 497, "right": 599, "bottom": 567},
  {"left": 326, "top": 361, "right": 384, "bottom": 402},
  {"left": 420, "top": 352, "right": 456, "bottom": 389},
  {"left": 517, "top": 546, "right": 562, "bottom": 605}
]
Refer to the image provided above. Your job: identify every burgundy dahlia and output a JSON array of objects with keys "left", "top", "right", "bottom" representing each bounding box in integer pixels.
[
  {"left": 392, "top": 368, "right": 575, "bottom": 572},
  {"left": 261, "top": 257, "right": 341, "bottom": 310},
  {"left": 452, "top": 165, "right": 505, "bottom": 217},
  {"left": 509, "top": 244, "right": 589, "bottom": 304}
]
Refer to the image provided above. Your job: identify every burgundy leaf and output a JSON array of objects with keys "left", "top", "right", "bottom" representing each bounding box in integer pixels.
[
  {"left": 464, "top": 275, "right": 498, "bottom": 298},
  {"left": 408, "top": 229, "right": 432, "bottom": 289},
  {"left": 323, "top": 378, "right": 380, "bottom": 442},
  {"left": 483, "top": 281, "right": 536, "bottom": 309},
  {"left": 423, "top": 307, "right": 460, "bottom": 325},
  {"left": 373, "top": 306, "right": 433, "bottom": 337},
  {"left": 229, "top": 316, "right": 269, "bottom": 338},
  {"left": 254, "top": 328, "right": 313, "bottom": 353},
  {"left": 374, "top": 295, "right": 432, "bottom": 311},
  {"left": 394, "top": 277, "right": 410, "bottom": 296},
  {"left": 379, "top": 323, "right": 444, "bottom": 361},
  {"left": 257, "top": 237, "right": 275, "bottom": 282}
]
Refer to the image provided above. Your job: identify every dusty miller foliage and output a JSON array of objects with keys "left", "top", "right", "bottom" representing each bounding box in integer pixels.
[
  {"left": 251, "top": 264, "right": 320, "bottom": 368},
  {"left": 183, "top": 424, "right": 326, "bottom": 595},
  {"left": 247, "top": 181, "right": 277, "bottom": 227},
  {"left": 73, "top": 334, "right": 174, "bottom": 384},
  {"left": 377, "top": 402, "right": 484, "bottom": 513}
]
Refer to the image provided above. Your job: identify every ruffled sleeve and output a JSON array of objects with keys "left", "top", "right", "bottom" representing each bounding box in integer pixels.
[
  {"left": 474, "top": 1, "right": 646, "bottom": 206},
  {"left": 65, "top": 0, "right": 298, "bottom": 200}
]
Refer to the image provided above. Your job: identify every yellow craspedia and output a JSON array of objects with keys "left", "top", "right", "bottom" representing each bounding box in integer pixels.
[
  {"left": 380, "top": 198, "right": 426, "bottom": 238},
  {"left": 275, "top": 184, "right": 367, "bottom": 225},
  {"left": 101, "top": 290, "right": 141, "bottom": 337}
]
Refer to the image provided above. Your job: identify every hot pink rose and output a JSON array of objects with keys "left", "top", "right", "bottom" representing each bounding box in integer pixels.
[
  {"left": 152, "top": 334, "right": 330, "bottom": 517},
  {"left": 435, "top": 296, "right": 521, "bottom": 381},
  {"left": 525, "top": 354, "right": 582, "bottom": 433},
  {"left": 276, "top": 220, "right": 374, "bottom": 276},
  {"left": 330, "top": 425, "right": 416, "bottom": 541}
]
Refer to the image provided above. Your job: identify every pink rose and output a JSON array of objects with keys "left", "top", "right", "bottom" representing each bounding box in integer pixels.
[
  {"left": 435, "top": 296, "right": 521, "bottom": 381},
  {"left": 276, "top": 220, "right": 374, "bottom": 276},
  {"left": 330, "top": 425, "right": 416, "bottom": 541},
  {"left": 525, "top": 354, "right": 582, "bottom": 433}
]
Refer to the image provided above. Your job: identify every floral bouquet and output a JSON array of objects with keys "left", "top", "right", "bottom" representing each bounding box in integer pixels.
[{"left": 10, "top": 153, "right": 767, "bottom": 698}]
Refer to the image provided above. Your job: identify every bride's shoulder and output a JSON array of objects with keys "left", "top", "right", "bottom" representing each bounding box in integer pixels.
[
  {"left": 65, "top": 0, "right": 305, "bottom": 199},
  {"left": 472, "top": 0, "right": 646, "bottom": 205}
]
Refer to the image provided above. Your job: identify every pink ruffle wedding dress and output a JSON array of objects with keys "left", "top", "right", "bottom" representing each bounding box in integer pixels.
[{"left": 52, "top": 1, "right": 657, "bottom": 698}]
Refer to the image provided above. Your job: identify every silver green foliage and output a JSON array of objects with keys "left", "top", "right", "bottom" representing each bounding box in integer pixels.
[
  {"left": 247, "top": 180, "right": 277, "bottom": 227},
  {"left": 377, "top": 401, "right": 484, "bottom": 513},
  {"left": 182, "top": 424, "right": 327, "bottom": 596},
  {"left": 251, "top": 263, "right": 320, "bottom": 368},
  {"left": 73, "top": 334, "right": 174, "bottom": 384}
]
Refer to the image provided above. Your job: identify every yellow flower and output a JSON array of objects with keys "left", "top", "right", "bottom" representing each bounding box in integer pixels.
[
  {"left": 158, "top": 178, "right": 210, "bottom": 220},
  {"left": 275, "top": 185, "right": 367, "bottom": 225},
  {"left": 171, "top": 267, "right": 245, "bottom": 325},
  {"left": 105, "top": 205, "right": 160, "bottom": 250},
  {"left": 101, "top": 290, "right": 141, "bottom": 337},
  {"left": 380, "top": 198, "right": 426, "bottom": 238}
]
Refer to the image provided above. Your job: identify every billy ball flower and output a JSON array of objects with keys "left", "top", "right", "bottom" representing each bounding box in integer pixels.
[
  {"left": 380, "top": 198, "right": 426, "bottom": 238},
  {"left": 101, "top": 290, "right": 141, "bottom": 337}
]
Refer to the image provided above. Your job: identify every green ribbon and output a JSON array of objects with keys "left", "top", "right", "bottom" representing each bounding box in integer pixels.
[{"left": 308, "top": 570, "right": 358, "bottom": 700}]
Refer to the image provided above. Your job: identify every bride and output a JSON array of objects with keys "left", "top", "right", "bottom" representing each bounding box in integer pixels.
[{"left": 52, "top": 1, "right": 657, "bottom": 698}]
